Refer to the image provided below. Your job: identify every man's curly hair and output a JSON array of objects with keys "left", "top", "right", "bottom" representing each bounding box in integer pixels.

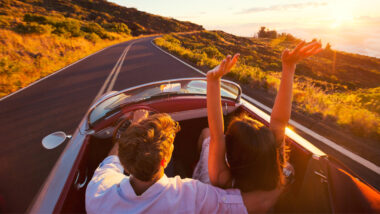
[{"left": 118, "top": 113, "right": 180, "bottom": 181}]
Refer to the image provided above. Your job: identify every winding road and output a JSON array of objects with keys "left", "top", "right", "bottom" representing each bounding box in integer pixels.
[{"left": 0, "top": 36, "right": 378, "bottom": 212}]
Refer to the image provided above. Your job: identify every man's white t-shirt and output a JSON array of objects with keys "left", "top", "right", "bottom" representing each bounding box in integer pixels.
[{"left": 86, "top": 155, "right": 248, "bottom": 214}]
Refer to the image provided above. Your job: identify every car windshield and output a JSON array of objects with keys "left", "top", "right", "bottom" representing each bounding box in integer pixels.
[{"left": 88, "top": 78, "right": 241, "bottom": 126}]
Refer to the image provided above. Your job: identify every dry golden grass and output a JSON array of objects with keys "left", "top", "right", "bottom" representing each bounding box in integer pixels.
[{"left": 0, "top": 29, "right": 132, "bottom": 97}]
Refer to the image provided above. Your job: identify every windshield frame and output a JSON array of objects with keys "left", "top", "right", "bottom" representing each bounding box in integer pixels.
[{"left": 87, "top": 77, "right": 241, "bottom": 128}]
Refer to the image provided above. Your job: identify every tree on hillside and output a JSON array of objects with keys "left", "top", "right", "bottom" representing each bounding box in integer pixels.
[
  {"left": 326, "top": 42, "right": 332, "bottom": 50},
  {"left": 279, "top": 32, "right": 298, "bottom": 42},
  {"left": 257, "top": 26, "right": 277, "bottom": 39},
  {"left": 258, "top": 26, "right": 266, "bottom": 38}
]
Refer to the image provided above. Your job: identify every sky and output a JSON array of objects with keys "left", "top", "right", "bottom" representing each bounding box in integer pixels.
[{"left": 109, "top": 0, "right": 380, "bottom": 58}]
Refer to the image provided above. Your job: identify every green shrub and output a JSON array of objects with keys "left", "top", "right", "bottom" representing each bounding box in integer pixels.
[
  {"left": 201, "top": 46, "right": 223, "bottom": 59},
  {"left": 199, "top": 31, "right": 221, "bottom": 41},
  {"left": 24, "top": 14, "right": 48, "bottom": 24},
  {"left": 14, "top": 22, "right": 51, "bottom": 34},
  {"left": 81, "top": 22, "right": 103, "bottom": 34},
  {"left": 129, "top": 22, "right": 146, "bottom": 36},
  {"left": 163, "top": 34, "right": 181, "bottom": 45},
  {"left": 23, "top": 15, "right": 84, "bottom": 37},
  {"left": 85, "top": 32, "right": 100, "bottom": 43},
  {"left": 53, "top": 20, "right": 82, "bottom": 37},
  {"left": 81, "top": 22, "right": 111, "bottom": 39},
  {"left": 103, "top": 22, "right": 131, "bottom": 35}
]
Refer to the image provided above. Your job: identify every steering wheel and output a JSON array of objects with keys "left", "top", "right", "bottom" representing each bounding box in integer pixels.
[{"left": 112, "top": 106, "right": 158, "bottom": 144}]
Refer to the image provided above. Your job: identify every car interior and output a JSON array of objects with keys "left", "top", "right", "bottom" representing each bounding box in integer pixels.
[{"left": 55, "top": 99, "right": 336, "bottom": 213}]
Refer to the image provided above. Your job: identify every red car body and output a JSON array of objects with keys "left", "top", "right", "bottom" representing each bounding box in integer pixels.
[{"left": 29, "top": 78, "right": 380, "bottom": 213}]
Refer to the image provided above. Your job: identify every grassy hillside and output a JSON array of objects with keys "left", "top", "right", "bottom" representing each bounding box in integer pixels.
[
  {"left": 0, "top": 0, "right": 203, "bottom": 36},
  {"left": 0, "top": 0, "right": 203, "bottom": 97},
  {"left": 154, "top": 31, "right": 380, "bottom": 140}
]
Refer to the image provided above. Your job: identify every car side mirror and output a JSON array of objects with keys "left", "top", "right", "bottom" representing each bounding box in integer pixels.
[{"left": 42, "top": 131, "right": 72, "bottom": 149}]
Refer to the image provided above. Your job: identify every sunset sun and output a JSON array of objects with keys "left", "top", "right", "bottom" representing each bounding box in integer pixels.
[{"left": 329, "top": 2, "right": 355, "bottom": 28}]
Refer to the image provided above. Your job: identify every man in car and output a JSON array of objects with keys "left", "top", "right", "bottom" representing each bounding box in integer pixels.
[{"left": 86, "top": 110, "right": 284, "bottom": 213}]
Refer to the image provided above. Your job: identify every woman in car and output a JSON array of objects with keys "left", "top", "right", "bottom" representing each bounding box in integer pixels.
[{"left": 193, "top": 41, "right": 323, "bottom": 192}]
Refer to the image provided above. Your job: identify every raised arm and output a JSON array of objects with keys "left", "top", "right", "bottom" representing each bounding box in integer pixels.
[
  {"left": 207, "top": 54, "right": 239, "bottom": 188},
  {"left": 270, "top": 41, "right": 322, "bottom": 160}
]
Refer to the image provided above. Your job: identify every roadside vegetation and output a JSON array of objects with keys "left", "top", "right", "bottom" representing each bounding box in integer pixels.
[
  {"left": 0, "top": 0, "right": 203, "bottom": 98},
  {"left": 0, "top": 26, "right": 131, "bottom": 97},
  {"left": 154, "top": 31, "right": 380, "bottom": 140}
]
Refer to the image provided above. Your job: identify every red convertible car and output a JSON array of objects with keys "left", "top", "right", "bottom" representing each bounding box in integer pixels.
[{"left": 29, "top": 78, "right": 380, "bottom": 213}]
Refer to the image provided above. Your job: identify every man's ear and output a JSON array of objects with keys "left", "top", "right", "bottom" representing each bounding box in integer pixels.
[
  {"left": 163, "top": 144, "right": 174, "bottom": 168},
  {"left": 161, "top": 159, "right": 166, "bottom": 168}
]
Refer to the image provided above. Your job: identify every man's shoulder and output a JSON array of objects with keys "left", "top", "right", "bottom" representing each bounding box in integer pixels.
[
  {"left": 167, "top": 175, "right": 205, "bottom": 185},
  {"left": 169, "top": 175, "right": 243, "bottom": 196},
  {"left": 86, "top": 156, "right": 126, "bottom": 201},
  {"left": 166, "top": 175, "right": 227, "bottom": 192}
]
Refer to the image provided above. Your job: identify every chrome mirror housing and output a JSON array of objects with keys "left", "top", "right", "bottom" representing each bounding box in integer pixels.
[{"left": 42, "top": 131, "right": 71, "bottom": 149}]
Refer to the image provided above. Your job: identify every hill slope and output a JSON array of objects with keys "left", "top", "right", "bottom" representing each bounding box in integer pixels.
[
  {"left": 0, "top": 0, "right": 203, "bottom": 36},
  {"left": 155, "top": 31, "right": 380, "bottom": 144},
  {"left": 0, "top": 0, "right": 203, "bottom": 97}
]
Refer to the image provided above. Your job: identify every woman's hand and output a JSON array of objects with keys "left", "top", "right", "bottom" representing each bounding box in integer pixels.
[
  {"left": 207, "top": 54, "right": 239, "bottom": 80},
  {"left": 282, "top": 41, "right": 323, "bottom": 69}
]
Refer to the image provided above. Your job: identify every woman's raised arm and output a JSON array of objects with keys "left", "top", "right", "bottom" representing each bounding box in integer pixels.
[
  {"left": 207, "top": 54, "right": 239, "bottom": 188},
  {"left": 270, "top": 41, "right": 322, "bottom": 161}
]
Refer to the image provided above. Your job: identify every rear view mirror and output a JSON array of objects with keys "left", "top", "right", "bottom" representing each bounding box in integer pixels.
[{"left": 42, "top": 131, "right": 71, "bottom": 149}]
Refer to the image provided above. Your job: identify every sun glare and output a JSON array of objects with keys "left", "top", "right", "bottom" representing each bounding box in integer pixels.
[{"left": 329, "top": 1, "right": 355, "bottom": 29}]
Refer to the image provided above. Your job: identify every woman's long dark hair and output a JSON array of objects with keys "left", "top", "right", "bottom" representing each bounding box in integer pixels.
[{"left": 225, "top": 114, "right": 284, "bottom": 192}]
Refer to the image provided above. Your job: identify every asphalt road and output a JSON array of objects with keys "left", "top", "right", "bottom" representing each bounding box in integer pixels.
[
  {"left": 0, "top": 36, "right": 203, "bottom": 212},
  {"left": 0, "top": 36, "right": 378, "bottom": 212}
]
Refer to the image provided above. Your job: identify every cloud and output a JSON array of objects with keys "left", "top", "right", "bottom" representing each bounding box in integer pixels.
[{"left": 238, "top": 2, "right": 328, "bottom": 14}]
